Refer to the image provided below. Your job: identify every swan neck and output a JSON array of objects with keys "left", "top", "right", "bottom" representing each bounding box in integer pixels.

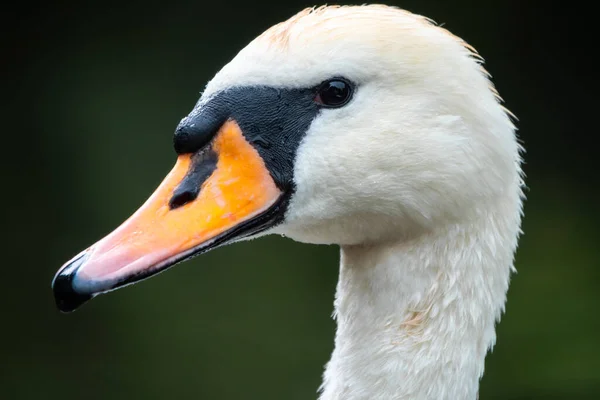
[{"left": 320, "top": 218, "right": 516, "bottom": 400}]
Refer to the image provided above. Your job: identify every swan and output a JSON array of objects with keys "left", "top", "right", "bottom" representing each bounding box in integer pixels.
[{"left": 52, "top": 5, "right": 524, "bottom": 400}]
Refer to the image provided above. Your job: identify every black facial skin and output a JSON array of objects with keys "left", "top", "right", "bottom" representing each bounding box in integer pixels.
[
  {"left": 52, "top": 80, "right": 354, "bottom": 312},
  {"left": 174, "top": 85, "right": 323, "bottom": 191}
]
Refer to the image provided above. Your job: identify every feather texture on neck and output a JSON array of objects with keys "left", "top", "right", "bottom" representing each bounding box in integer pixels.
[{"left": 319, "top": 195, "right": 521, "bottom": 400}]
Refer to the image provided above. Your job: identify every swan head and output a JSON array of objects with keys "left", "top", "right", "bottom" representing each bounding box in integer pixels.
[{"left": 52, "top": 5, "right": 522, "bottom": 311}]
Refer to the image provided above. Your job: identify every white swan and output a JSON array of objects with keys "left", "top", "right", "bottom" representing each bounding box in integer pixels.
[{"left": 52, "top": 5, "right": 524, "bottom": 400}]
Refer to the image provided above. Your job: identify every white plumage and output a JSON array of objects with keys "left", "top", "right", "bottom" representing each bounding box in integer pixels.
[
  {"left": 202, "top": 5, "right": 524, "bottom": 400},
  {"left": 53, "top": 5, "right": 524, "bottom": 399}
]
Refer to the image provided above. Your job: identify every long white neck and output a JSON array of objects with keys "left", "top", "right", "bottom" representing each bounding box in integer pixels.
[{"left": 318, "top": 203, "right": 520, "bottom": 400}]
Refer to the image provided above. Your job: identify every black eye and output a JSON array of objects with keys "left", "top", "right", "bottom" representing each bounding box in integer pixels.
[{"left": 315, "top": 79, "right": 353, "bottom": 108}]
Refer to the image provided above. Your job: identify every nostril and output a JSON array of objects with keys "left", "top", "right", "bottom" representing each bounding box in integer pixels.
[
  {"left": 169, "top": 147, "right": 218, "bottom": 210},
  {"left": 169, "top": 188, "right": 199, "bottom": 210}
]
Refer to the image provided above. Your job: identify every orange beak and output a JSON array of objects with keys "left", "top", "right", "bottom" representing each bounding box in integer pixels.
[{"left": 52, "top": 120, "right": 283, "bottom": 312}]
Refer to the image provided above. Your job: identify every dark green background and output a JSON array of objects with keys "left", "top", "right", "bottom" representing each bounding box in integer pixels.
[{"left": 4, "top": 1, "right": 598, "bottom": 399}]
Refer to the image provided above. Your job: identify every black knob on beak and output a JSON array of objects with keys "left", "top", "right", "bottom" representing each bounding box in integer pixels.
[{"left": 174, "top": 110, "right": 227, "bottom": 154}]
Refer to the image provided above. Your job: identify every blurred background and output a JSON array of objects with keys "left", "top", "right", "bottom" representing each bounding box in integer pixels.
[{"left": 3, "top": 1, "right": 598, "bottom": 399}]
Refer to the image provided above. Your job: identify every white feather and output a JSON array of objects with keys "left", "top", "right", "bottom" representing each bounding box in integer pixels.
[{"left": 199, "top": 5, "right": 524, "bottom": 400}]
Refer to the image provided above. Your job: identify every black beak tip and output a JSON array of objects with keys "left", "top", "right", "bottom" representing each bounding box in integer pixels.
[
  {"left": 52, "top": 274, "right": 92, "bottom": 313},
  {"left": 52, "top": 251, "right": 93, "bottom": 313}
]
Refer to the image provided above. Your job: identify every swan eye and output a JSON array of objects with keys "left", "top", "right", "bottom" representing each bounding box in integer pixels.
[{"left": 315, "top": 79, "right": 353, "bottom": 107}]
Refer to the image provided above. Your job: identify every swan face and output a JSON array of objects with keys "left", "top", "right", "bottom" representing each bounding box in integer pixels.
[
  {"left": 51, "top": 5, "right": 521, "bottom": 311},
  {"left": 203, "top": 5, "right": 520, "bottom": 245}
]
